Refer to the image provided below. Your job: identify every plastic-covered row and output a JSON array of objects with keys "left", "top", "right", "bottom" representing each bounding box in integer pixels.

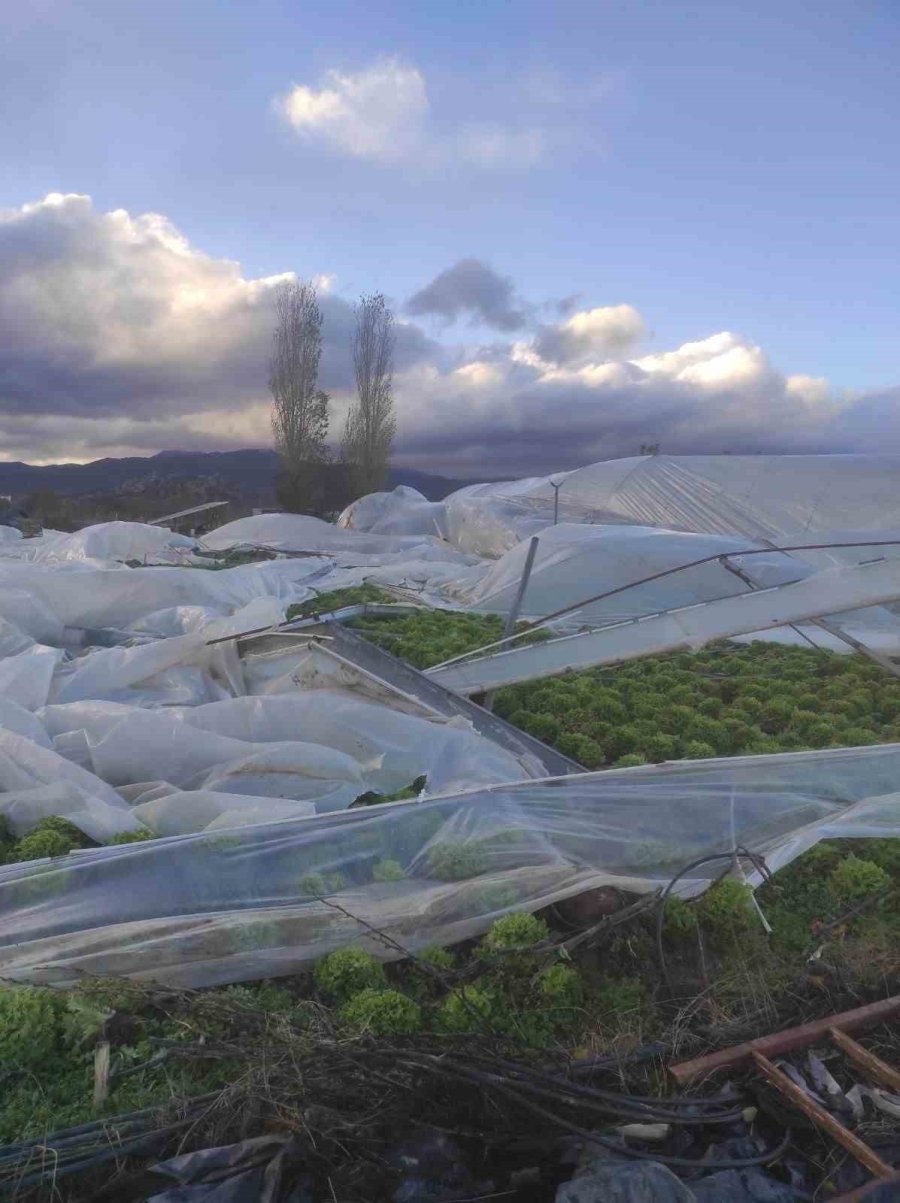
[{"left": 0, "top": 743, "right": 896, "bottom": 988}]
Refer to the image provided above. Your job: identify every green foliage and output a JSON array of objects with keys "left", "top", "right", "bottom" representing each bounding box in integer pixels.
[
  {"left": 437, "top": 985, "right": 496, "bottom": 1033},
  {"left": 286, "top": 584, "right": 394, "bottom": 620},
  {"left": 482, "top": 911, "right": 549, "bottom": 951},
  {"left": 556, "top": 732, "right": 604, "bottom": 767},
  {"left": 340, "top": 988, "right": 422, "bottom": 1035},
  {"left": 372, "top": 858, "right": 406, "bottom": 882},
  {"left": 682, "top": 740, "right": 717, "bottom": 759},
  {"left": 418, "top": 945, "right": 456, "bottom": 972},
  {"left": 663, "top": 896, "right": 698, "bottom": 938},
  {"left": 0, "top": 987, "right": 63, "bottom": 1069},
  {"left": 314, "top": 948, "right": 386, "bottom": 1001},
  {"left": 830, "top": 854, "right": 891, "bottom": 903},
  {"left": 298, "top": 871, "right": 347, "bottom": 896},
  {"left": 108, "top": 827, "right": 156, "bottom": 844},
  {"left": 595, "top": 977, "right": 644, "bottom": 1018},
  {"left": 538, "top": 963, "right": 582, "bottom": 1012},
  {"left": 10, "top": 817, "right": 94, "bottom": 863},
  {"left": 615, "top": 753, "right": 648, "bottom": 767},
  {"left": 697, "top": 878, "right": 758, "bottom": 941},
  {"left": 426, "top": 841, "right": 487, "bottom": 881}
]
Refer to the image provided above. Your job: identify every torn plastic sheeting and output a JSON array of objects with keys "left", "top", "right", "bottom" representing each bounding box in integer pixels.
[
  {"left": 261, "top": 622, "right": 579, "bottom": 778},
  {"left": 0, "top": 742, "right": 897, "bottom": 989},
  {"left": 450, "top": 523, "right": 812, "bottom": 625},
  {"left": 132, "top": 789, "right": 319, "bottom": 837},
  {"left": 21, "top": 521, "right": 198, "bottom": 566},
  {"left": 47, "top": 599, "right": 288, "bottom": 706},
  {"left": 86, "top": 708, "right": 368, "bottom": 791},
  {"left": 51, "top": 691, "right": 528, "bottom": 810},
  {"left": 0, "top": 586, "right": 65, "bottom": 644},
  {"left": 0, "top": 697, "right": 53, "bottom": 747},
  {"left": 429, "top": 557, "right": 900, "bottom": 695},
  {"left": 0, "top": 644, "right": 65, "bottom": 711},
  {"left": 338, "top": 485, "right": 450, "bottom": 539},
  {"left": 199, "top": 511, "right": 456, "bottom": 557},
  {"left": 0, "top": 558, "right": 327, "bottom": 633}
]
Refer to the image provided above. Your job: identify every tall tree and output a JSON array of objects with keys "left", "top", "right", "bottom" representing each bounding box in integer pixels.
[
  {"left": 270, "top": 279, "right": 329, "bottom": 513},
  {"left": 343, "top": 292, "right": 396, "bottom": 497}
]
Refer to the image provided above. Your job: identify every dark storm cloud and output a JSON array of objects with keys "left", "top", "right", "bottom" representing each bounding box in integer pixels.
[
  {"left": 406, "top": 258, "right": 527, "bottom": 331},
  {"left": 1, "top": 193, "right": 898, "bottom": 475}
]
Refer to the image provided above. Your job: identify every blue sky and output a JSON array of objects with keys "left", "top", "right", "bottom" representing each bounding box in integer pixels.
[{"left": 0, "top": 0, "right": 897, "bottom": 471}]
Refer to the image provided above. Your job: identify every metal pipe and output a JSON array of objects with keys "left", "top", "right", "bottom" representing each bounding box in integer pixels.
[
  {"left": 427, "top": 537, "right": 900, "bottom": 672},
  {"left": 669, "top": 994, "right": 900, "bottom": 1086},
  {"left": 482, "top": 535, "right": 539, "bottom": 712}
]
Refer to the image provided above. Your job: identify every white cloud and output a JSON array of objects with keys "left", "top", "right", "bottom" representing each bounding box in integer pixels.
[
  {"left": 0, "top": 192, "right": 893, "bottom": 474},
  {"left": 276, "top": 59, "right": 546, "bottom": 170},
  {"left": 533, "top": 304, "right": 644, "bottom": 365},
  {"left": 277, "top": 60, "right": 428, "bottom": 162}
]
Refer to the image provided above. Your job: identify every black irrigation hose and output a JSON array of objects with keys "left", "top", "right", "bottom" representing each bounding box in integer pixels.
[
  {"left": 463, "top": 1054, "right": 747, "bottom": 1126},
  {"left": 654, "top": 847, "right": 773, "bottom": 993},
  {"left": 417, "top": 1055, "right": 793, "bottom": 1172}
]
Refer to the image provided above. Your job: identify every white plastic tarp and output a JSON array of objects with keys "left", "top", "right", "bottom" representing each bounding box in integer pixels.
[
  {"left": 342, "top": 455, "right": 900, "bottom": 558},
  {"left": 0, "top": 743, "right": 896, "bottom": 988}
]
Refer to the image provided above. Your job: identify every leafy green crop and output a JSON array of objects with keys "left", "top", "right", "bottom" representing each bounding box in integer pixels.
[
  {"left": 339, "top": 988, "right": 422, "bottom": 1035},
  {"left": 314, "top": 948, "right": 386, "bottom": 1001},
  {"left": 286, "top": 584, "right": 395, "bottom": 620}
]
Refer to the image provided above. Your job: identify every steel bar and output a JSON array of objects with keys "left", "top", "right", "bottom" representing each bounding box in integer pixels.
[
  {"left": 482, "top": 535, "right": 539, "bottom": 712},
  {"left": 429, "top": 560, "right": 900, "bottom": 694},
  {"left": 829, "top": 1028, "right": 900, "bottom": 1093},
  {"left": 669, "top": 995, "right": 900, "bottom": 1087},
  {"left": 751, "top": 1051, "right": 893, "bottom": 1179}
]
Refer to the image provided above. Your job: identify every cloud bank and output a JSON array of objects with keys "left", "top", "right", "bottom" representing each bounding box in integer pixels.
[
  {"left": 276, "top": 59, "right": 546, "bottom": 170},
  {"left": 0, "top": 192, "right": 896, "bottom": 475}
]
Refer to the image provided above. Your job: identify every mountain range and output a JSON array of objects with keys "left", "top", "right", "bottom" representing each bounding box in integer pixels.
[{"left": 0, "top": 449, "right": 474, "bottom": 505}]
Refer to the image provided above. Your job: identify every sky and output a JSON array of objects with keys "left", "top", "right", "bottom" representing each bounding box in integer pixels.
[{"left": 0, "top": 0, "right": 898, "bottom": 476}]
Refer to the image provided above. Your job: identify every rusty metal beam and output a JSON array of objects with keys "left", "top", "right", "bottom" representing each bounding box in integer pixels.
[
  {"left": 751, "top": 1051, "right": 893, "bottom": 1179},
  {"left": 669, "top": 995, "right": 900, "bottom": 1087},
  {"left": 829, "top": 1027, "right": 900, "bottom": 1093}
]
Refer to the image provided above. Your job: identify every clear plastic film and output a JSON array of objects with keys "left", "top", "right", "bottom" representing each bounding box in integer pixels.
[{"left": 0, "top": 743, "right": 896, "bottom": 989}]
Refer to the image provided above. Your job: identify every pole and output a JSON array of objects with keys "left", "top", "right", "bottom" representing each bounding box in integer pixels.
[
  {"left": 481, "top": 535, "right": 539, "bottom": 712},
  {"left": 550, "top": 480, "right": 562, "bottom": 524}
]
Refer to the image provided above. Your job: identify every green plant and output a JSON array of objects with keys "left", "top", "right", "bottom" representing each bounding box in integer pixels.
[
  {"left": 0, "top": 987, "right": 63, "bottom": 1069},
  {"left": 437, "top": 985, "right": 496, "bottom": 1033},
  {"left": 663, "top": 896, "right": 698, "bottom": 938},
  {"left": 830, "top": 855, "right": 891, "bottom": 903},
  {"left": 615, "top": 753, "right": 648, "bottom": 768},
  {"left": 681, "top": 740, "right": 714, "bottom": 760},
  {"left": 538, "top": 963, "right": 582, "bottom": 1013},
  {"left": 595, "top": 977, "right": 644, "bottom": 1018},
  {"left": 416, "top": 946, "right": 455, "bottom": 975},
  {"left": 287, "top": 584, "right": 394, "bottom": 621},
  {"left": 340, "top": 988, "right": 421, "bottom": 1035},
  {"left": 482, "top": 911, "right": 549, "bottom": 951},
  {"left": 426, "top": 841, "right": 487, "bottom": 881},
  {"left": 314, "top": 948, "right": 386, "bottom": 1002},
  {"left": 372, "top": 858, "right": 405, "bottom": 882},
  {"left": 108, "top": 827, "right": 156, "bottom": 844},
  {"left": 11, "top": 817, "right": 94, "bottom": 863},
  {"left": 696, "top": 878, "right": 758, "bottom": 941},
  {"left": 298, "top": 871, "right": 347, "bottom": 896}
]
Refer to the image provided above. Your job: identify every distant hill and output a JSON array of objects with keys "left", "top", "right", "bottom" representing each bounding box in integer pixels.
[{"left": 0, "top": 449, "right": 474, "bottom": 505}]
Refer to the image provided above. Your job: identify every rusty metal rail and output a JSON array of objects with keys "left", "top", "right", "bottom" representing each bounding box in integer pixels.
[{"left": 670, "top": 996, "right": 900, "bottom": 1193}]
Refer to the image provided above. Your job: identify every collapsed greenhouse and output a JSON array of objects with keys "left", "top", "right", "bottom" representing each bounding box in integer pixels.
[
  {"left": 0, "top": 453, "right": 898, "bottom": 972},
  {"left": 0, "top": 454, "right": 898, "bottom": 1198}
]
